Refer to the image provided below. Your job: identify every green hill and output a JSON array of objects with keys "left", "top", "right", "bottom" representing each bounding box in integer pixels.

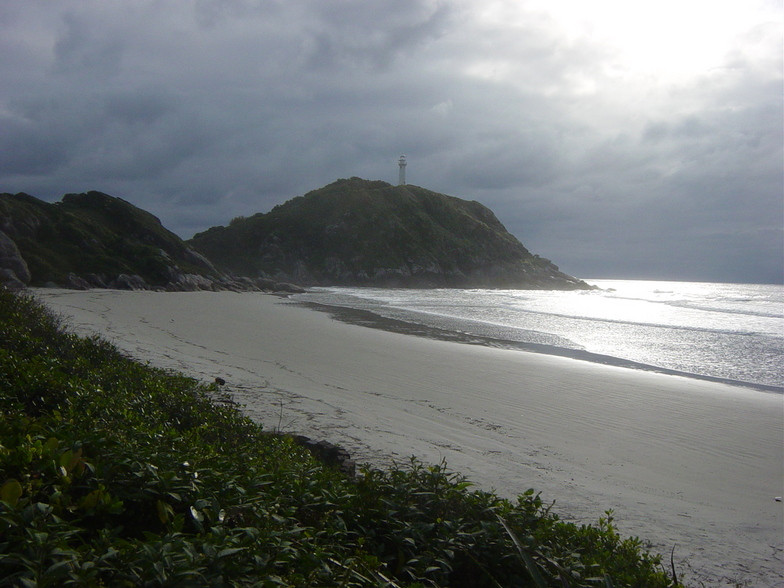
[
  {"left": 0, "top": 191, "right": 222, "bottom": 290},
  {"left": 189, "top": 178, "right": 589, "bottom": 289}
]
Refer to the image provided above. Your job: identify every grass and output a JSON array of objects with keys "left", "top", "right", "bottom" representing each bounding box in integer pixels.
[{"left": 0, "top": 288, "right": 679, "bottom": 587}]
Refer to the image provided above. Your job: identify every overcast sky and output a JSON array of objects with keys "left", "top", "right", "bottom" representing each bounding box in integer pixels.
[{"left": 1, "top": 1, "right": 781, "bottom": 283}]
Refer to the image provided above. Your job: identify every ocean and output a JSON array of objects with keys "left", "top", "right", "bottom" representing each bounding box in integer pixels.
[{"left": 294, "top": 279, "right": 784, "bottom": 392}]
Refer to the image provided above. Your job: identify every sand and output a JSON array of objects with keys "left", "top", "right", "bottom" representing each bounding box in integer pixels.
[{"left": 35, "top": 289, "right": 783, "bottom": 587}]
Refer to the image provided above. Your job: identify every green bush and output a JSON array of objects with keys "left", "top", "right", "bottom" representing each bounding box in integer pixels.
[{"left": 0, "top": 289, "right": 679, "bottom": 587}]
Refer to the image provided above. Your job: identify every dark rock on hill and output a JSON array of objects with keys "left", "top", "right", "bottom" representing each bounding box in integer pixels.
[
  {"left": 0, "top": 191, "right": 281, "bottom": 292},
  {"left": 0, "top": 229, "right": 31, "bottom": 289},
  {"left": 188, "top": 178, "right": 590, "bottom": 289}
]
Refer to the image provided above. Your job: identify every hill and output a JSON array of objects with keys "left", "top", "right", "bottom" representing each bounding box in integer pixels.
[
  {"left": 0, "top": 191, "right": 265, "bottom": 291},
  {"left": 188, "top": 178, "right": 590, "bottom": 289}
]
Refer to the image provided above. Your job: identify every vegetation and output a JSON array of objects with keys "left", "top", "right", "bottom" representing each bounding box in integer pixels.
[
  {"left": 188, "top": 178, "right": 588, "bottom": 289},
  {"left": 0, "top": 191, "right": 217, "bottom": 287},
  {"left": 0, "top": 288, "right": 677, "bottom": 587}
]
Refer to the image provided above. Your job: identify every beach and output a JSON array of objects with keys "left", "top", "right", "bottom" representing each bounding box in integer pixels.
[{"left": 36, "top": 289, "right": 784, "bottom": 587}]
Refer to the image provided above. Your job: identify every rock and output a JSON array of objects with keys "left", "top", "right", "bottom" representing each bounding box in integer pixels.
[
  {"left": 0, "top": 230, "right": 31, "bottom": 285},
  {"left": 0, "top": 268, "right": 27, "bottom": 290},
  {"left": 83, "top": 273, "right": 108, "bottom": 288},
  {"left": 211, "top": 276, "right": 260, "bottom": 292},
  {"left": 291, "top": 435, "right": 356, "bottom": 477},
  {"left": 184, "top": 247, "right": 220, "bottom": 273},
  {"left": 64, "top": 273, "right": 92, "bottom": 290},
  {"left": 273, "top": 282, "right": 306, "bottom": 294},
  {"left": 254, "top": 277, "right": 278, "bottom": 290},
  {"left": 234, "top": 276, "right": 261, "bottom": 290},
  {"left": 108, "top": 274, "right": 149, "bottom": 290},
  {"left": 165, "top": 273, "right": 215, "bottom": 292}
]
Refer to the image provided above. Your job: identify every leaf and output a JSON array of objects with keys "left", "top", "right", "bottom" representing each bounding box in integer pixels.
[
  {"left": 497, "top": 515, "right": 548, "bottom": 588},
  {"left": 156, "top": 499, "right": 173, "bottom": 524},
  {"left": 80, "top": 489, "right": 103, "bottom": 510},
  {"left": 519, "top": 549, "right": 549, "bottom": 588},
  {"left": 218, "top": 547, "right": 246, "bottom": 558},
  {"left": 43, "top": 437, "right": 59, "bottom": 455},
  {"left": 190, "top": 506, "right": 204, "bottom": 522},
  {"left": 59, "top": 449, "right": 73, "bottom": 469},
  {"left": 1, "top": 479, "right": 23, "bottom": 507},
  {"left": 46, "top": 558, "right": 75, "bottom": 575}
]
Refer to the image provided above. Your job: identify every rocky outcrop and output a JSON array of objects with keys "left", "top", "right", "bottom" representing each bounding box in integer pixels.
[
  {"left": 0, "top": 230, "right": 31, "bottom": 288},
  {"left": 0, "top": 191, "right": 228, "bottom": 290},
  {"left": 64, "top": 273, "right": 92, "bottom": 290},
  {"left": 0, "top": 268, "right": 27, "bottom": 290},
  {"left": 0, "top": 191, "right": 308, "bottom": 294},
  {"left": 107, "top": 274, "right": 149, "bottom": 291},
  {"left": 0, "top": 192, "right": 308, "bottom": 292}
]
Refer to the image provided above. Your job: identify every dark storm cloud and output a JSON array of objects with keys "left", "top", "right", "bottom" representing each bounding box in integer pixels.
[
  {"left": 0, "top": 0, "right": 781, "bottom": 282},
  {"left": 53, "top": 12, "right": 125, "bottom": 78}
]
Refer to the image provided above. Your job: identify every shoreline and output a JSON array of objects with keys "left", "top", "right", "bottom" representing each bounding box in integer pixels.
[
  {"left": 34, "top": 289, "right": 784, "bottom": 587},
  {"left": 295, "top": 299, "right": 784, "bottom": 395}
]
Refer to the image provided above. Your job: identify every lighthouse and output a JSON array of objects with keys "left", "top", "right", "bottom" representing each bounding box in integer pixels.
[{"left": 398, "top": 155, "right": 407, "bottom": 185}]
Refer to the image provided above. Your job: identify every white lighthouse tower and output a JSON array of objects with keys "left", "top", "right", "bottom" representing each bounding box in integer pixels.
[{"left": 398, "top": 155, "right": 407, "bottom": 185}]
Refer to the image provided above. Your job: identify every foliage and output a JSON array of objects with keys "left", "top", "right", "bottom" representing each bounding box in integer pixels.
[
  {"left": 0, "top": 288, "right": 678, "bottom": 586},
  {"left": 188, "top": 177, "right": 584, "bottom": 288},
  {"left": 0, "top": 191, "right": 218, "bottom": 286}
]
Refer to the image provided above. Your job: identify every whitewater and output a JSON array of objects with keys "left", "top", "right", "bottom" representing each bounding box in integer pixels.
[{"left": 296, "top": 279, "right": 784, "bottom": 392}]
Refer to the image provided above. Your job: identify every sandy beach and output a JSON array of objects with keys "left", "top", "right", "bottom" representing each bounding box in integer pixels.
[{"left": 36, "top": 289, "right": 783, "bottom": 587}]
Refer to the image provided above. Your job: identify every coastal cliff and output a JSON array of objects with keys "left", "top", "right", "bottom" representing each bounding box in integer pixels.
[
  {"left": 0, "top": 181, "right": 590, "bottom": 291},
  {"left": 0, "top": 191, "right": 276, "bottom": 291},
  {"left": 189, "top": 178, "right": 590, "bottom": 289}
]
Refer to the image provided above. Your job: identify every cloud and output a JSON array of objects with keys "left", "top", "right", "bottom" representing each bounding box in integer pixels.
[
  {"left": 53, "top": 12, "right": 125, "bottom": 79},
  {"left": 0, "top": 0, "right": 781, "bottom": 283}
]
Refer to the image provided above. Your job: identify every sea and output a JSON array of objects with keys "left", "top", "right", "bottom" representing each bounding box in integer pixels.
[{"left": 294, "top": 279, "right": 784, "bottom": 393}]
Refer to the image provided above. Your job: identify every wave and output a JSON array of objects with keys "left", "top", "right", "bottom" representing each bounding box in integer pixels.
[
  {"left": 293, "top": 298, "right": 784, "bottom": 395},
  {"left": 296, "top": 282, "right": 784, "bottom": 391}
]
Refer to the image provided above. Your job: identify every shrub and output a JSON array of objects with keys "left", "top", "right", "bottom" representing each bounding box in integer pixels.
[{"left": 0, "top": 289, "right": 679, "bottom": 586}]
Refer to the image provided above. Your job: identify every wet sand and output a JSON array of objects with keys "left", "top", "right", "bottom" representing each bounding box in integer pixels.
[{"left": 37, "top": 289, "right": 784, "bottom": 587}]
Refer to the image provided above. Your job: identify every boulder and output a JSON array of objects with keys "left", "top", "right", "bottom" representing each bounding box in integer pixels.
[
  {"left": 291, "top": 435, "right": 356, "bottom": 477},
  {"left": 273, "top": 282, "right": 306, "bottom": 294},
  {"left": 184, "top": 247, "right": 220, "bottom": 273},
  {"left": 254, "top": 277, "right": 278, "bottom": 290},
  {"left": 84, "top": 273, "right": 108, "bottom": 288},
  {"left": 109, "top": 274, "right": 149, "bottom": 290},
  {"left": 64, "top": 273, "right": 92, "bottom": 290},
  {"left": 0, "top": 230, "right": 31, "bottom": 285},
  {"left": 0, "top": 268, "right": 27, "bottom": 290},
  {"left": 165, "top": 273, "right": 216, "bottom": 292}
]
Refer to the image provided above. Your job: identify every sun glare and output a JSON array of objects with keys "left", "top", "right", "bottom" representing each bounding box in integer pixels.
[{"left": 476, "top": 0, "right": 780, "bottom": 81}]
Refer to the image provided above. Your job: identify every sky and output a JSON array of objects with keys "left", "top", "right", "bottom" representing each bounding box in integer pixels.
[{"left": 1, "top": 0, "right": 782, "bottom": 283}]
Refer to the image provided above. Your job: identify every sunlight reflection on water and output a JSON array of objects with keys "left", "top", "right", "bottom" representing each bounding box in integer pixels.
[{"left": 297, "top": 280, "right": 784, "bottom": 390}]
